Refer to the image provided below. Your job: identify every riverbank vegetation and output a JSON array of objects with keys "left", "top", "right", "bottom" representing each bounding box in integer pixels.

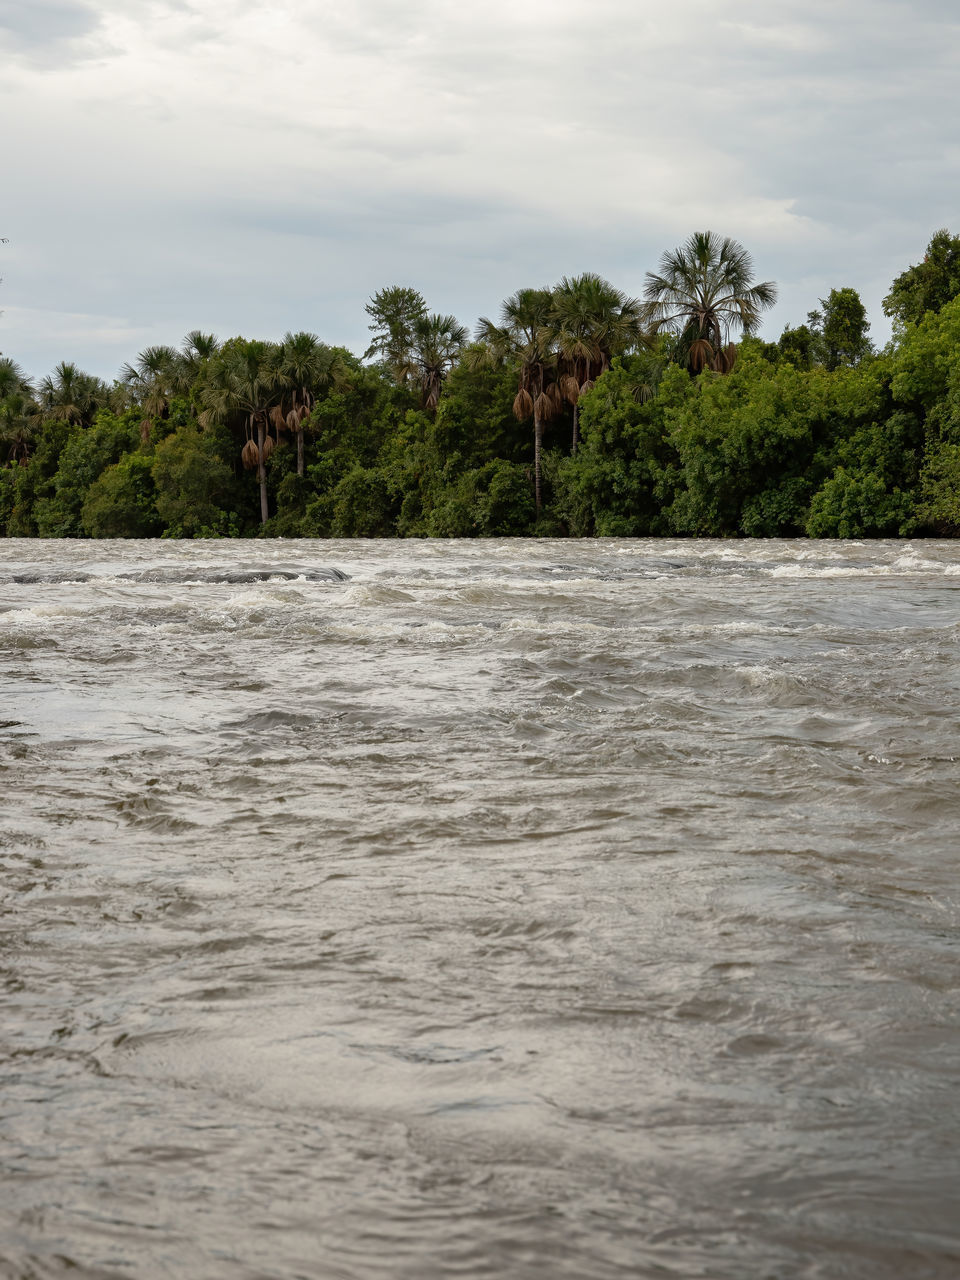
[{"left": 3, "top": 229, "right": 960, "bottom": 539}]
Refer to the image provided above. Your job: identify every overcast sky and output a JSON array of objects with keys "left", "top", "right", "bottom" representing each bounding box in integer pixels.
[{"left": 2, "top": 0, "right": 958, "bottom": 381}]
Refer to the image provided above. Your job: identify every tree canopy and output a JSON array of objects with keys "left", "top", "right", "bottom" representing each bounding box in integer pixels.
[{"left": 2, "top": 230, "right": 957, "bottom": 541}]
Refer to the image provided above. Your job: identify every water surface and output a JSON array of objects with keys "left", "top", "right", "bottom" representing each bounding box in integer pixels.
[{"left": 2, "top": 538, "right": 959, "bottom": 1278}]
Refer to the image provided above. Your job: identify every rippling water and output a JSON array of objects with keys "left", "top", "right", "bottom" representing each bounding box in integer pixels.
[{"left": 2, "top": 538, "right": 959, "bottom": 1279}]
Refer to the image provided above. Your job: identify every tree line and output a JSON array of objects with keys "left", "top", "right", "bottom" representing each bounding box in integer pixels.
[{"left": 2, "top": 228, "right": 960, "bottom": 539}]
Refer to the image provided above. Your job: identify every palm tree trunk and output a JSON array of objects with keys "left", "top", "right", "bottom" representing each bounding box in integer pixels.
[
  {"left": 257, "top": 420, "right": 269, "bottom": 524},
  {"left": 297, "top": 428, "right": 304, "bottom": 477},
  {"left": 534, "top": 413, "right": 543, "bottom": 515},
  {"left": 571, "top": 403, "right": 580, "bottom": 456}
]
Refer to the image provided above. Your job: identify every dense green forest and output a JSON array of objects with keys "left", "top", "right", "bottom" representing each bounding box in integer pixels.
[{"left": 3, "top": 228, "right": 960, "bottom": 539}]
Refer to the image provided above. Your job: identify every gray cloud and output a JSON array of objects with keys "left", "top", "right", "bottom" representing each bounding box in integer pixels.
[
  {"left": 0, "top": 0, "right": 102, "bottom": 63},
  {"left": 1, "top": 0, "right": 959, "bottom": 378}
]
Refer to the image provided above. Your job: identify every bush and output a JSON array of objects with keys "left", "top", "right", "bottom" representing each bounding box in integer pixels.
[
  {"left": 329, "top": 467, "right": 398, "bottom": 537},
  {"left": 151, "top": 424, "right": 240, "bottom": 537},
  {"left": 806, "top": 467, "right": 917, "bottom": 538},
  {"left": 82, "top": 454, "right": 162, "bottom": 537}
]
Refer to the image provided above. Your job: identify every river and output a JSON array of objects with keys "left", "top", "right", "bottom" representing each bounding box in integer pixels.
[{"left": 1, "top": 537, "right": 958, "bottom": 1279}]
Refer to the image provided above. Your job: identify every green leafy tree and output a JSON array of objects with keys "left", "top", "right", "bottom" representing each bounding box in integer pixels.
[
  {"left": 884, "top": 229, "right": 960, "bottom": 332},
  {"left": 660, "top": 348, "right": 887, "bottom": 536},
  {"left": 471, "top": 459, "right": 537, "bottom": 535},
  {"left": 0, "top": 467, "right": 16, "bottom": 531},
  {"left": 551, "top": 358, "right": 687, "bottom": 536},
  {"left": 642, "top": 231, "right": 777, "bottom": 374},
  {"left": 329, "top": 466, "right": 399, "bottom": 536},
  {"left": 300, "top": 362, "right": 417, "bottom": 534},
  {"left": 151, "top": 423, "right": 240, "bottom": 536},
  {"left": 890, "top": 292, "right": 960, "bottom": 420},
  {"left": 32, "top": 409, "right": 140, "bottom": 537},
  {"left": 172, "top": 331, "right": 222, "bottom": 420},
  {"left": 888, "top": 294, "right": 960, "bottom": 529},
  {"left": 918, "top": 442, "right": 960, "bottom": 533},
  {"left": 807, "top": 288, "right": 872, "bottom": 370},
  {"left": 5, "top": 417, "right": 74, "bottom": 535},
  {"left": 364, "top": 286, "right": 427, "bottom": 385},
  {"left": 777, "top": 324, "right": 817, "bottom": 369},
  {"left": 802, "top": 396, "right": 922, "bottom": 539},
  {"left": 429, "top": 351, "right": 528, "bottom": 470}
]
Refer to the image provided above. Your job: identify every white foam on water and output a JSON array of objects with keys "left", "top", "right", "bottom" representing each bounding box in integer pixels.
[
  {"left": 321, "top": 619, "right": 490, "bottom": 645},
  {"left": 732, "top": 663, "right": 805, "bottom": 691},
  {"left": 768, "top": 563, "right": 881, "bottom": 578},
  {"left": 891, "top": 551, "right": 947, "bottom": 573},
  {"left": 0, "top": 603, "right": 85, "bottom": 624},
  {"left": 502, "top": 616, "right": 610, "bottom": 636},
  {"left": 223, "top": 587, "right": 308, "bottom": 610}
]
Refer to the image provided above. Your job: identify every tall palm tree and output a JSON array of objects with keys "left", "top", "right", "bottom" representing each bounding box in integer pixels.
[
  {"left": 411, "top": 313, "right": 468, "bottom": 411},
  {"left": 552, "top": 273, "right": 646, "bottom": 453},
  {"left": 178, "top": 330, "right": 221, "bottom": 392},
  {"left": 475, "top": 288, "right": 560, "bottom": 515},
  {"left": 278, "top": 332, "right": 348, "bottom": 476},
  {"left": 642, "top": 231, "right": 777, "bottom": 373},
  {"left": 120, "top": 345, "right": 181, "bottom": 438},
  {"left": 198, "top": 340, "right": 283, "bottom": 524}
]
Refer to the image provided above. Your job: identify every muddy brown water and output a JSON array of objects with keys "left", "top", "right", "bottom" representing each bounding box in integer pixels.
[{"left": 1, "top": 538, "right": 959, "bottom": 1279}]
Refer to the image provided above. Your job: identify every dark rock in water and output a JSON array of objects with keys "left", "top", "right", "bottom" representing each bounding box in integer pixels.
[
  {"left": 115, "top": 567, "right": 350, "bottom": 584},
  {"left": 542, "top": 564, "right": 624, "bottom": 582},
  {"left": 2, "top": 567, "right": 349, "bottom": 585},
  {"left": 8, "top": 572, "right": 93, "bottom": 584},
  {"left": 119, "top": 567, "right": 351, "bottom": 584}
]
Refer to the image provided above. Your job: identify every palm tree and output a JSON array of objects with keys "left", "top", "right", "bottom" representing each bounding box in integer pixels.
[
  {"left": 120, "top": 344, "right": 181, "bottom": 439},
  {"left": 198, "top": 340, "right": 283, "bottom": 524},
  {"left": 180, "top": 330, "right": 221, "bottom": 366},
  {"left": 552, "top": 273, "right": 646, "bottom": 453},
  {"left": 0, "top": 356, "right": 31, "bottom": 401},
  {"left": 0, "top": 357, "right": 38, "bottom": 463},
  {"left": 38, "top": 361, "right": 107, "bottom": 425},
  {"left": 178, "top": 330, "right": 221, "bottom": 391},
  {"left": 278, "top": 332, "right": 348, "bottom": 476},
  {"left": 642, "top": 231, "right": 777, "bottom": 373},
  {"left": 474, "top": 288, "right": 560, "bottom": 515},
  {"left": 411, "top": 313, "right": 468, "bottom": 411},
  {"left": 629, "top": 345, "right": 670, "bottom": 405}
]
